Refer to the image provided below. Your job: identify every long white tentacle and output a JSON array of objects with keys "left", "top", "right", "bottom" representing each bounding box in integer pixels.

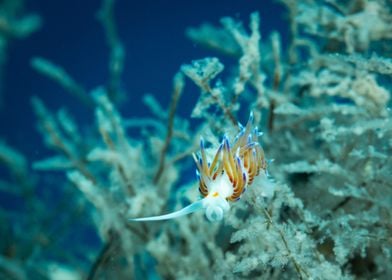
[{"left": 129, "top": 200, "right": 204, "bottom": 222}]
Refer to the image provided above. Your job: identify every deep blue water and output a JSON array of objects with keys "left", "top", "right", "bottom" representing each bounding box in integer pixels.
[{"left": 1, "top": 0, "right": 287, "bottom": 160}]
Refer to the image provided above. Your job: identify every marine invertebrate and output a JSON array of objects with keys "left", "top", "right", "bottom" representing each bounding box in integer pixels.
[{"left": 129, "top": 112, "right": 268, "bottom": 222}]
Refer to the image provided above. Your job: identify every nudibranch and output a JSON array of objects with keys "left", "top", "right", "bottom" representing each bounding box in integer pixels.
[{"left": 129, "top": 112, "right": 268, "bottom": 222}]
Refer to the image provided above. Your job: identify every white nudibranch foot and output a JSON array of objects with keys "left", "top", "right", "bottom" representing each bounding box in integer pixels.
[{"left": 129, "top": 112, "right": 269, "bottom": 222}]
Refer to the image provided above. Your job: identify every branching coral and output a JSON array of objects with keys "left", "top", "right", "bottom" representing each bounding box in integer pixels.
[{"left": 1, "top": 0, "right": 391, "bottom": 279}]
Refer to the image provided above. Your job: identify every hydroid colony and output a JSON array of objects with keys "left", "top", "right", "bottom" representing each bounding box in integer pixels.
[{"left": 1, "top": 0, "right": 391, "bottom": 279}]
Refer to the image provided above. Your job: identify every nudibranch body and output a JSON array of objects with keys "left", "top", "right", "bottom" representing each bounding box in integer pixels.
[{"left": 130, "top": 112, "right": 268, "bottom": 222}]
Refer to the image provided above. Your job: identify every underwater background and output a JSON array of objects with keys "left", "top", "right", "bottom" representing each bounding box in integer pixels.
[{"left": 1, "top": 0, "right": 392, "bottom": 279}]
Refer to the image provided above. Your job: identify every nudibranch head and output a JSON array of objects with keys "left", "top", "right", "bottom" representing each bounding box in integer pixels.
[{"left": 193, "top": 112, "right": 267, "bottom": 221}]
